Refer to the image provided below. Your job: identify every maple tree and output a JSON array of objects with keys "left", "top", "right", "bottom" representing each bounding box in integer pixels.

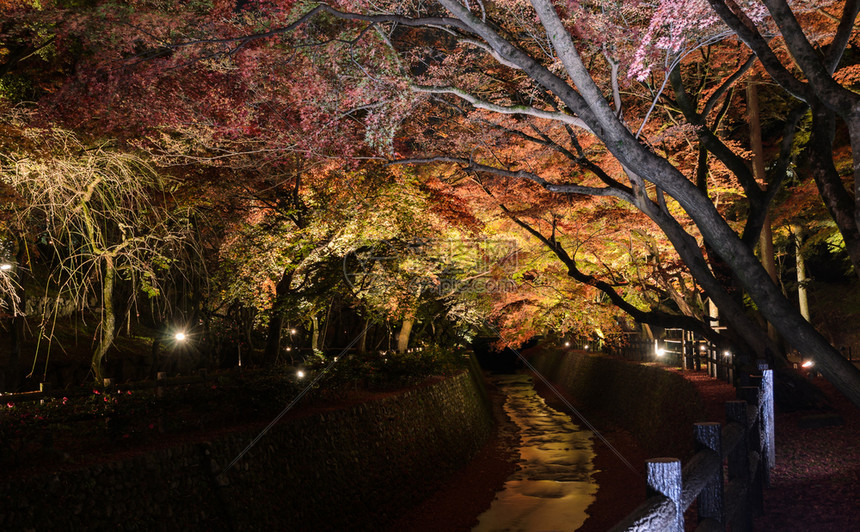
[{"left": 184, "top": 0, "right": 860, "bottom": 405}]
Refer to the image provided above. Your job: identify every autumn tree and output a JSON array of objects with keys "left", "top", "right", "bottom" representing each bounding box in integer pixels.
[
  {"left": 0, "top": 122, "right": 194, "bottom": 382},
  {"left": 203, "top": 0, "right": 860, "bottom": 405}
]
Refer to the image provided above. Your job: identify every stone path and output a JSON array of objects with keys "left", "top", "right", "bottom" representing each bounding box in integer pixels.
[{"left": 473, "top": 375, "right": 596, "bottom": 532}]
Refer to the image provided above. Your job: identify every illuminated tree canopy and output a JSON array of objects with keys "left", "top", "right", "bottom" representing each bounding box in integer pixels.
[{"left": 2, "top": 0, "right": 860, "bottom": 405}]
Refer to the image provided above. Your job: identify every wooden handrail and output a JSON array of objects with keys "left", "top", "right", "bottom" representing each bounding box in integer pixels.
[{"left": 611, "top": 368, "right": 774, "bottom": 531}]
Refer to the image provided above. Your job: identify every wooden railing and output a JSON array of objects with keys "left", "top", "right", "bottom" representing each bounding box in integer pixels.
[
  {"left": 608, "top": 330, "right": 736, "bottom": 385},
  {"left": 610, "top": 368, "right": 775, "bottom": 532}
]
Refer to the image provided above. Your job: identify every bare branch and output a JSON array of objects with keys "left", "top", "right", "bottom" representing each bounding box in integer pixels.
[{"left": 411, "top": 85, "right": 593, "bottom": 133}]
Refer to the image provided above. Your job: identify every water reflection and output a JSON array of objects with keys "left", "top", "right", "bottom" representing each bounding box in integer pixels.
[{"left": 474, "top": 375, "right": 597, "bottom": 532}]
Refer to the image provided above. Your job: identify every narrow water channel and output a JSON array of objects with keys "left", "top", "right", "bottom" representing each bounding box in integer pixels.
[{"left": 473, "top": 375, "right": 597, "bottom": 532}]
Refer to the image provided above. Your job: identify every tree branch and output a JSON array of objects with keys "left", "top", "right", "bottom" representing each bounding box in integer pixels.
[{"left": 411, "top": 84, "right": 593, "bottom": 132}]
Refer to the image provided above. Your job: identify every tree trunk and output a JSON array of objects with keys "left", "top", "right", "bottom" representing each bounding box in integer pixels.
[
  {"left": 809, "top": 104, "right": 860, "bottom": 280},
  {"left": 397, "top": 314, "right": 414, "bottom": 353},
  {"left": 263, "top": 268, "right": 293, "bottom": 364},
  {"left": 5, "top": 238, "right": 26, "bottom": 392},
  {"left": 358, "top": 317, "right": 369, "bottom": 354},
  {"left": 311, "top": 313, "right": 321, "bottom": 353},
  {"left": 748, "top": 82, "right": 781, "bottom": 347},
  {"left": 264, "top": 311, "right": 284, "bottom": 363},
  {"left": 792, "top": 225, "right": 811, "bottom": 322},
  {"left": 92, "top": 256, "right": 116, "bottom": 382}
]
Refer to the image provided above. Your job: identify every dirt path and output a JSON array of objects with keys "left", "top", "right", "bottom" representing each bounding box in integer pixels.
[{"left": 753, "top": 377, "right": 860, "bottom": 531}]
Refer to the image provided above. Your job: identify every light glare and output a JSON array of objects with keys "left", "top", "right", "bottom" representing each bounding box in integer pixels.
[
  {"left": 802, "top": 360, "right": 814, "bottom": 368},
  {"left": 296, "top": 370, "right": 305, "bottom": 379},
  {"left": 0, "top": 263, "right": 12, "bottom": 271},
  {"left": 174, "top": 332, "right": 186, "bottom": 341}
]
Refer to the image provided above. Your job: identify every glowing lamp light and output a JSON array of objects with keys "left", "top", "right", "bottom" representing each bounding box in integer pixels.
[
  {"left": 564, "top": 341, "right": 571, "bottom": 347},
  {"left": 700, "top": 345, "right": 707, "bottom": 352},
  {"left": 174, "top": 332, "right": 186, "bottom": 342},
  {"left": 724, "top": 351, "right": 731, "bottom": 357},
  {"left": 802, "top": 360, "right": 814, "bottom": 368},
  {"left": 290, "top": 329, "right": 297, "bottom": 335},
  {"left": 584, "top": 344, "right": 589, "bottom": 350},
  {"left": 0, "top": 263, "right": 12, "bottom": 271},
  {"left": 296, "top": 370, "right": 306, "bottom": 379},
  {"left": 655, "top": 348, "right": 666, "bottom": 357}
]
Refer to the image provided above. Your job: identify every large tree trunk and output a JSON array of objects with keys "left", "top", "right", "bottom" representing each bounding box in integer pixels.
[
  {"left": 808, "top": 105, "right": 860, "bottom": 279},
  {"left": 397, "top": 314, "right": 414, "bottom": 353}
]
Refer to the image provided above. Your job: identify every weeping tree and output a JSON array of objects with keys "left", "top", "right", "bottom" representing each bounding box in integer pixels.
[{"left": 1, "top": 125, "right": 192, "bottom": 382}]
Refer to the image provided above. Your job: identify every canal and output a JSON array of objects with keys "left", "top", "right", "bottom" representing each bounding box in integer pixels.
[{"left": 473, "top": 374, "right": 597, "bottom": 532}]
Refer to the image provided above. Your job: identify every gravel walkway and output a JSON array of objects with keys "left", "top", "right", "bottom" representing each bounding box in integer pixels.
[
  {"left": 753, "top": 377, "right": 860, "bottom": 531},
  {"left": 673, "top": 369, "right": 860, "bottom": 531}
]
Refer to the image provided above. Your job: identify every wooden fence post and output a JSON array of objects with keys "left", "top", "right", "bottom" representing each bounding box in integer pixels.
[
  {"left": 694, "top": 422, "right": 724, "bottom": 525},
  {"left": 646, "top": 458, "right": 683, "bottom": 532},
  {"left": 739, "top": 386, "right": 765, "bottom": 517},
  {"left": 726, "top": 400, "right": 753, "bottom": 532},
  {"left": 760, "top": 368, "right": 775, "bottom": 482}
]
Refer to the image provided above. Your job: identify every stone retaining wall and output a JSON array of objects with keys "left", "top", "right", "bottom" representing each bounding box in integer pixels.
[
  {"left": 0, "top": 370, "right": 493, "bottom": 531},
  {"left": 530, "top": 350, "right": 705, "bottom": 459}
]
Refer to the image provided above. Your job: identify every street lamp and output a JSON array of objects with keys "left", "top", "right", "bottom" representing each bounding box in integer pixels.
[
  {"left": 174, "top": 331, "right": 187, "bottom": 342},
  {"left": 296, "top": 370, "right": 305, "bottom": 379}
]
